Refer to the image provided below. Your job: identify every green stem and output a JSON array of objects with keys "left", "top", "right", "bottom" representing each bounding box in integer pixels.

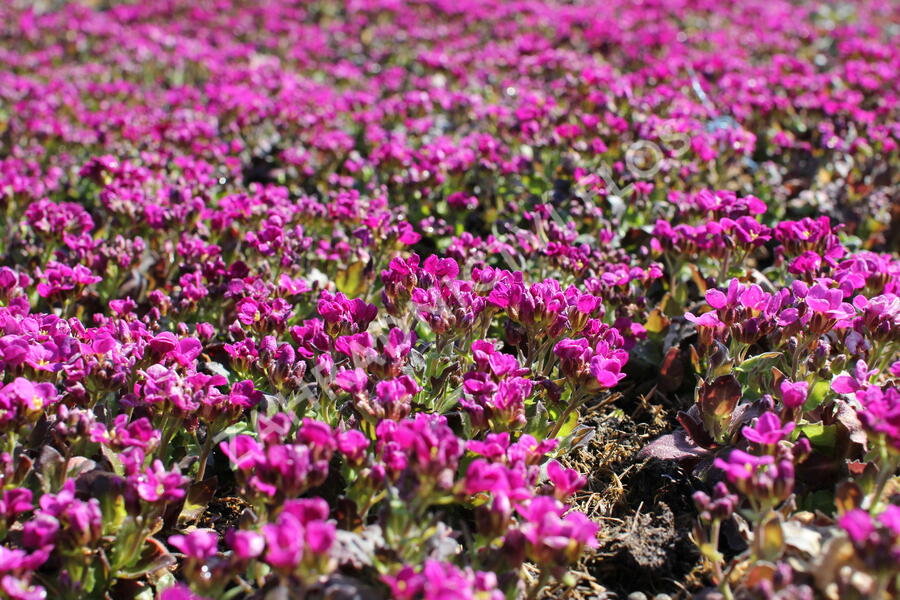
[
  {"left": 195, "top": 428, "right": 216, "bottom": 483},
  {"left": 870, "top": 450, "right": 898, "bottom": 512},
  {"left": 525, "top": 569, "right": 551, "bottom": 600},
  {"left": 157, "top": 414, "right": 181, "bottom": 461},
  {"left": 709, "top": 519, "right": 723, "bottom": 579},
  {"left": 718, "top": 250, "right": 731, "bottom": 282},
  {"left": 548, "top": 389, "right": 587, "bottom": 439}
]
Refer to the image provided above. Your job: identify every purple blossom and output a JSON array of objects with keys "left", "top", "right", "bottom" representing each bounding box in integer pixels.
[
  {"left": 779, "top": 380, "right": 808, "bottom": 410},
  {"left": 741, "top": 412, "right": 795, "bottom": 446},
  {"left": 517, "top": 496, "right": 598, "bottom": 568},
  {"left": 383, "top": 560, "right": 503, "bottom": 600},
  {"left": 159, "top": 584, "right": 211, "bottom": 600},
  {"left": 132, "top": 460, "right": 189, "bottom": 504},
  {"left": 546, "top": 460, "right": 587, "bottom": 500},
  {"left": 169, "top": 530, "right": 218, "bottom": 560},
  {"left": 226, "top": 529, "right": 265, "bottom": 561}
]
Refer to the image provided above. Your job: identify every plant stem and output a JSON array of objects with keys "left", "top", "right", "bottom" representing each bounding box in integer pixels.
[
  {"left": 548, "top": 389, "right": 587, "bottom": 439},
  {"left": 157, "top": 413, "right": 182, "bottom": 461},
  {"left": 195, "top": 428, "right": 215, "bottom": 483},
  {"left": 525, "top": 569, "right": 550, "bottom": 600},
  {"left": 869, "top": 451, "right": 898, "bottom": 512}
]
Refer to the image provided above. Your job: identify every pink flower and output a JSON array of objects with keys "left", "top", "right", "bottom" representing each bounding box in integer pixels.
[
  {"left": 779, "top": 380, "right": 808, "bottom": 409},
  {"left": 742, "top": 412, "right": 795, "bottom": 446},
  {"left": 383, "top": 561, "right": 503, "bottom": 600},
  {"left": 855, "top": 385, "right": 900, "bottom": 451},
  {"left": 840, "top": 507, "right": 900, "bottom": 571},
  {"left": 337, "top": 430, "right": 369, "bottom": 463},
  {"left": 832, "top": 360, "right": 877, "bottom": 394},
  {"left": 0, "top": 489, "right": 32, "bottom": 524},
  {"left": 714, "top": 450, "right": 794, "bottom": 507},
  {"left": 554, "top": 336, "right": 628, "bottom": 392},
  {"left": 226, "top": 530, "right": 265, "bottom": 561},
  {"left": 1, "top": 576, "right": 47, "bottom": 600},
  {"left": 517, "top": 496, "right": 598, "bottom": 568},
  {"left": 132, "top": 460, "right": 189, "bottom": 504},
  {"left": 589, "top": 355, "right": 625, "bottom": 388},
  {"left": 334, "top": 368, "right": 368, "bottom": 395},
  {"left": 0, "top": 378, "right": 58, "bottom": 423},
  {"left": 159, "top": 584, "right": 211, "bottom": 600},
  {"left": 220, "top": 435, "right": 264, "bottom": 470},
  {"left": 169, "top": 530, "right": 218, "bottom": 560},
  {"left": 262, "top": 514, "right": 304, "bottom": 571},
  {"left": 546, "top": 460, "right": 587, "bottom": 500}
]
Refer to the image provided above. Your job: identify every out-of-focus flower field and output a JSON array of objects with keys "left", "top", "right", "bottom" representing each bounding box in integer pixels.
[{"left": 0, "top": 0, "right": 898, "bottom": 598}]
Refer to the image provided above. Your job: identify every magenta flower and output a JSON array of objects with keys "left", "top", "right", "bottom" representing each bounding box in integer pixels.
[
  {"left": 779, "top": 380, "right": 808, "bottom": 410},
  {"left": 589, "top": 354, "right": 625, "bottom": 388},
  {"left": 169, "top": 530, "right": 218, "bottom": 560},
  {"left": 840, "top": 507, "right": 900, "bottom": 572},
  {"left": 840, "top": 509, "right": 875, "bottom": 546},
  {"left": 159, "top": 584, "right": 211, "bottom": 600},
  {"left": 715, "top": 449, "right": 774, "bottom": 482},
  {"left": 517, "top": 496, "right": 598, "bottom": 569},
  {"left": 376, "top": 413, "right": 464, "bottom": 489},
  {"left": 148, "top": 331, "right": 178, "bottom": 355},
  {"left": 235, "top": 297, "right": 262, "bottom": 326},
  {"left": 464, "top": 460, "right": 531, "bottom": 502},
  {"left": 370, "top": 375, "right": 420, "bottom": 421},
  {"left": 317, "top": 290, "right": 377, "bottom": 335},
  {"left": 94, "top": 414, "right": 160, "bottom": 451},
  {"left": 226, "top": 529, "right": 265, "bottom": 561},
  {"left": 714, "top": 450, "right": 794, "bottom": 508},
  {"left": 742, "top": 412, "right": 795, "bottom": 446},
  {"left": 854, "top": 385, "right": 900, "bottom": 451},
  {"left": 337, "top": 430, "right": 369, "bottom": 464},
  {"left": 832, "top": 360, "right": 877, "bottom": 395},
  {"left": 303, "top": 520, "right": 336, "bottom": 554},
  {"left": 132, "top": 460, "right": 189, "bottom": 504},
  {"left": 546, "top": 460, "right": 587, "bottom": 500},
  {"left": 35, "top": 262, "right": 101, "bottom": 298},
  {"left": 0, "top": 489, "right": 32, "bottom": 525},
  {"left": 220, "top": 434, "right": 264, "bottom": 470},
  {"left": 0, "top": 547, "right": 46, "bottom": 573},
  {"left": 221, "top": 424, "right": 332, "bottom": 502},
  {"left": 334, "top": 368, "right": 368, "bottom": 396},
  {"left": 1, "top": 575, "right": 47, "bottom": 600},
  {"left": 693, "top": 482, "right": 738, "bottom": 522},
  {"left": 1, "top": 0, "right": 898, "bottom": 595},
  {"left": 32, "top": 481, "right": 101, "bottom": 550},
  {"left": 554, "top": 336, "right": 628, "bottom": 392},
  {"left": 22, "top": 515, "right": 59, "bottom": 549},
  {"left": 260, "top": 500, "right": 334, "bottom": 575},
  {"left": 383, "top": 560, "right": 502, "bottom": 600},
  {"left": 0, "top": 378, "right": 58, "bottom": 425},
  {"left": 262, "top": 514, "right": 304, "bottom": 571}
]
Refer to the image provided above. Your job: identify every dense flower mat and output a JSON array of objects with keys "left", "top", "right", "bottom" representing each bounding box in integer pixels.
[{"left": 0, "top": 0, "right": 898, "bottom": 598}]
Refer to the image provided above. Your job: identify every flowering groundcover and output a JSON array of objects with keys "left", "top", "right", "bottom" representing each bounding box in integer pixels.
[{"left": 0, "top": 0, "right": 898, "bottom": 599}]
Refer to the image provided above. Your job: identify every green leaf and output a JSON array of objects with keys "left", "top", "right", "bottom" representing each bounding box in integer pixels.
[
  {"left": 796, "top": 423, "right": 837, "bottom": 452},
  {"left": 797, "top": 489, "right": 836, "bottom": 515},
  {"left": 736, "top": 352, "right": 783, "bottom": 374},
  {"left": 735, "top": 352, "right": 783, "bottom": 394},
  {"left": 116, "top": 537, "right": 175, "bottom": 580},
  {"left": 220, "top": 420, "right": 253, "bottom": 441},
  {"left": 804, "top": 380, "right": 831, "bottom": 411},
  {"left": 178, "top": 478, "right": 218, "bottom": 525},
  {"left": 555, "top": 408, "right": 580, "bottom": 439},
  {"left": 335, "top": 261, "right": 367, "bottom": 297}
]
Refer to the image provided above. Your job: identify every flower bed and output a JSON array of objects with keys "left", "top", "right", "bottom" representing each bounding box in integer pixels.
[{"left": 0, "top": 1, "right": 897, "bottom": 599}]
